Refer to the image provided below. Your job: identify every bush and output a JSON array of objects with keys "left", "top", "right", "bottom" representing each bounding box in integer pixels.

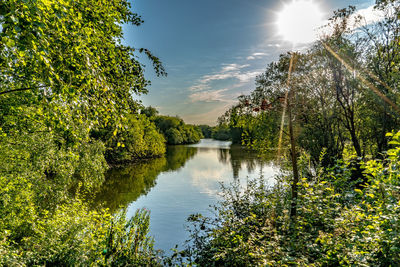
[
  {"left": 0, "top": 191, "right": 161, "bottom": 266},
  {"left": 184, "top": 131, "right": 400, "bottom": 266},
  {"left": 101, "top": 114, "right": 166, "bottom": 163},
  {"left": 165, "top": 128, "right": 184, "bottom": 145}
]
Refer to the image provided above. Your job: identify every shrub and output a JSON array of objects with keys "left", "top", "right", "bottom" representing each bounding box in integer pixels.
[{"left": 184, "top": 131, "right": 400, "bottom": 266}]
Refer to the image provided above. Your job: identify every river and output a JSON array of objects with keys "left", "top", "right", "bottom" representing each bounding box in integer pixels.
[{"left": 93, "top": 139, "right": 278, "bottom": 253}]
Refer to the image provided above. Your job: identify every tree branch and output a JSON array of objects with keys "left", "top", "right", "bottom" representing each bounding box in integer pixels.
[{"left": 0, "top": 85, "right": 48, "bottom": 95}]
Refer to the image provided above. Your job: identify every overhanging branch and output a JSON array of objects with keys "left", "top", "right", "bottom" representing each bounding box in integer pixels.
[{"left": 0, "top": 85, "right": 49, "bottom": 95}]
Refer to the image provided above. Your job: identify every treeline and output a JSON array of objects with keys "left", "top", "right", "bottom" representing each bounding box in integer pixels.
[
  {"left": 198, "top": 124, "right": 236, "bottom": 142},
  {"left": 141, "top": 106, "right": 203, "bottom": 145},
  {"left": 91, "top": 105, "right": 202, "bottom": 164},
  {"left": 182, "top": 1, "right": 400, "bottom": 265}
]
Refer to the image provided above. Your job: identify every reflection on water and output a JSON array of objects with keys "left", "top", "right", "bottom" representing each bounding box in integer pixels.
[
  {"left": 93, "top": 139, "right": 278, "bottom": 252},
  {"left": 93, "top": 146, "right": 198, "bottom": 213},
  {"left": 218, "top": 145, "right": 267, "bottom": 179},
  {"left": 93, "top": 158, "right": 166, "bottom": 213}
]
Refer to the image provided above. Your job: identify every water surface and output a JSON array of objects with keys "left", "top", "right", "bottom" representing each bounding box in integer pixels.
[{"left": 94, "top": 139, "right": 278, "bottom": 252}]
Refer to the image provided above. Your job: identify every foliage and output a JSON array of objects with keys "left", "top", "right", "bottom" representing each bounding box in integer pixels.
[
  {"left": 0, "top": 0, "right": 166, "bottom": 193},
  {"left": 93, "top": 113, "right": 166, "bottom": 164},
  {"left": 0, "top": 0, "right": 165, "bottom": 127},
  {"left": 0, "top": 113, "right": 108, "bottom": 207},
  {"left": 102, "top": 208, "right": 160, "bottom": 266},
  {"left": 0, "top": 0, "right": 165, "bottom": 265},
  {"left": 184, "top": 131, "right": 400, "bottom": 266},
  {"left": 154, "top": 115, "right": 203, "bottom": 145},
  {"left": 211, "top": 123, "right": 231, "bottom": 141},
  {"left": 191, "top": 2, "right": 400, "bottom": 264},
  {"left": 141, "top": 106, "right": 159, "bottom": 119},
  {"left": 198, "top": 124, "right": 213, "bottom": 138},
  {"left": 219, "top": 1, "right": 400, "bottom": 167},
  {"left": 0, "top": 180, "right": 161, "bottom": 266}
]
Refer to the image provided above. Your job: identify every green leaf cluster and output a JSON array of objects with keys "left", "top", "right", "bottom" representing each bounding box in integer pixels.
[
  {"left": 153, "top": 115, "right": 203, "bottom": 145},
  {"left": 0, "top": 0, "right": 166, "bottom": 264},
  {"left": 184, "top": 131, "right": 400, "bottom": 266}
]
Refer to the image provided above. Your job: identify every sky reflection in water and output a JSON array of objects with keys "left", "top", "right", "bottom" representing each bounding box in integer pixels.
[{"left": 96, "top": 139, "right": 278, "bottom": 253}]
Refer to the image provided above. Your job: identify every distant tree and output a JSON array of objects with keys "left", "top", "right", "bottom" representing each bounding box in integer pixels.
[
  {"left": 154, "top": 115, "right": 202, "bottom": 145},
  {"left": 198, "top": 125, "right": 213, "bottom": 138},
  {"left": 141, "top": 106, "right": 159, "bottom": 119},
  {"left": 212, "top": 124, "right": 231, "bottom": 141},
  {"left": 165, "top": 128, "right": 184, "bottom": 144}
]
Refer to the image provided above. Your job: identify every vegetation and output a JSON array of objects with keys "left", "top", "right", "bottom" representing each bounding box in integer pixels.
[
  {"left": 182, "top": 1, "right": 400, "bottom": 265},
  {"left": 0, "top": 0, "right": 165, "bottom": 264},
  {"left": 92, "top": 113, "right": 166, "bottom": 164},
  {"left": 219, "top": 1, "right": 400, "bottom": 164},
  {"left": 142, "top": 106, "right": 203, "bottom": 145},
  {"left": 198, "top": 124, "right": 213, "bottom": 139},
  {"left": 211, "top": 123, "right": 232, "bottom": 141},
  {"left": 1, "top": 0, "right": 399, "bottom": 264},
  {"left": 198, "top": 123, "right": 242, "bottom": 143},
  {"left": 185, "top": 133, "right": 400, "bottom": 265}
]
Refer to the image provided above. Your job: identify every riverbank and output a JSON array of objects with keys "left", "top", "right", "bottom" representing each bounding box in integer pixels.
[{"left": 93, "top": 139, "right": 278, "bottom": 252}]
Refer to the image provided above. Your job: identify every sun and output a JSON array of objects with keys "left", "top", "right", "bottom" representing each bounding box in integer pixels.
[{"left": 276, "top": 0, "right": 325, "bottom": 44}]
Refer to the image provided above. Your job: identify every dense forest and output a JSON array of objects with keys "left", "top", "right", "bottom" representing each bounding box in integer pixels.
[{"left": 1, "top": 0, "right": 399, "bottom": 265}]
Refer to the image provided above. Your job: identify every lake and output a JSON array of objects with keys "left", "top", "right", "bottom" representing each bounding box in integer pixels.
[{"left": 93, "top": 139, "right": 278, "bottom": 253}]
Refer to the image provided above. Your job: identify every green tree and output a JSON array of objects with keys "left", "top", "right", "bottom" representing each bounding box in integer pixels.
[
  {"left": 154, "top": 115, "right": 202, "bottom": 145},
  {"left": 141, "top": 106, "right": 159, "bottom": 119},
  {"left": 211, "top": 123, "right": 231, "bottom": 141},
  {"left": 0, "top": 0, "right": 165, "bottom": 263},
  {"left": 104, "top": 114, "right": 166, "bottom": 163},
  {"left": 165, "top": 128, "right": 184, "bottom": 144}
]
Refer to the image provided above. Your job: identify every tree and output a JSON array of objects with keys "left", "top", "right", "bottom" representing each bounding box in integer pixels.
[
  {"left": 0, "top": 0, "right": 165, "bottom": 135},
  {"left": 198, "top": 125, "right": 213, "bottom": 138},
  {"left": 0, "top": 0, "right": 165, "bottom": 263},
  {"left": 154, "top": 115, "right": 202, "bottom": 145},
  {"left": 165, "top": 128, "right": 184, "bottom": 144},
  {"left": 141, "top": 106, "right": 159, "bottom": 119},
  {"left": 358, "top": 0, "right": 400, "bottom": 154}
]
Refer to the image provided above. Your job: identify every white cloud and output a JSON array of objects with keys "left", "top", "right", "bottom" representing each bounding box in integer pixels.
[
  {"left": 189, "top": 63, "right": 253, "bottom": 91},
  {"left": 253, "top": 52, "right": 268, "bottom": 56},
  {"left": 190, "top": 63, "right": 261, "bottom": 92},
  {"left": 246, "top": 52, "right": 269, "bottom": 60},
  {"left": 236, "top": 71, "right": 260, "bottom": 83},
  {"left": 189, "top": 84, "right": 210, "bottom": 92},
  {"left": 221, "top": 63, "right": 249, "bottom": 72},
  {"left": 189, "top": 89, "right": 228, "bottom": 102},
  {"left": 317, "top": 4, "right": 386, "bottom": 41},
  {"left": 351, "top": 5, "right": 385, "bottom": 27},
  {"left": 201, "top": 72, "right": 236, "bottom": 83},
  {"left": 186, "top": 62, "right": 263, "bottom": 124}
]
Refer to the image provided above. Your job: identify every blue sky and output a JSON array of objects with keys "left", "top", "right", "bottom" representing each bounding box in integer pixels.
[{"left": 123, "top": 0, "right": 375, "bottom": 125}]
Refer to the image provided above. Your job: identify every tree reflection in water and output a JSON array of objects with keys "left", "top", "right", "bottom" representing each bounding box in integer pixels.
[
  {"left": 92, "top": 146, "right": 198, "bottom": 212},
  {"left": 218, "top": 145, "right": 267, "bottom": 179},
  {"left": 92, "top": 142, "right": 271, "bottom": 213}
]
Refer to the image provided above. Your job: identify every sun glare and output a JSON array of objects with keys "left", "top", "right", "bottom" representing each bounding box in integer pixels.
[{"left": 276, "top": 0, "right": 325, "bottom": 44}]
